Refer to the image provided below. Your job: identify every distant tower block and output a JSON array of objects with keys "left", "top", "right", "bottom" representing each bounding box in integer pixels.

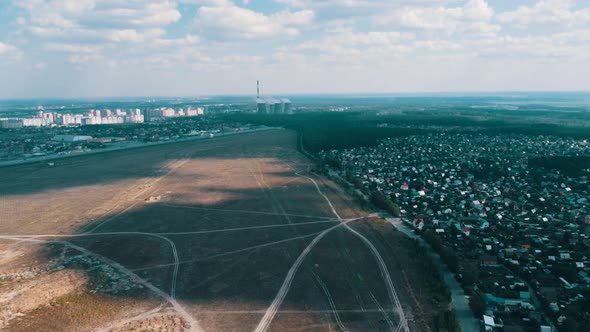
[{"left": 257, "top": 80, "right": 260, "bottom": 99}]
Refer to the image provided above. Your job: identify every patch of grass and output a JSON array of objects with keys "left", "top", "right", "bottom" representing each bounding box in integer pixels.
[{"left": 7, "top": 291, "right": 150, "bottom": 332}]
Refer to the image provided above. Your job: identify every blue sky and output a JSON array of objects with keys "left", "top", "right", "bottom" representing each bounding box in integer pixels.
[{"left": 0, "top": 0, "right": 589, "bottom": 98}]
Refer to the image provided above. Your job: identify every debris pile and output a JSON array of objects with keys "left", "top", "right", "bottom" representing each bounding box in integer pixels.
[
  {"left": 113, "top": 314, "right": 190, "bottom": 332},
  {"left": 55, "top": 255, "right": 143, "bottom": 294}
]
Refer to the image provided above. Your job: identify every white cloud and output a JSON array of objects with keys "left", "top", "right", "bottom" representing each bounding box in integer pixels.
[
  {"left": 290, "top": 30, "right": 415, "bottom": 67},
  {"left": 15, "top": 0, "right": 182, "bottom": 41},
  {"left": 3, "top": 0, "right": 590, "bottom": 97},
  {"left": 0, "top": 42, "right": 19, "bottom": 55},
  {"left": 273, "top": 9, "right": 314, "bottom": 26},
  {"left": 45, "top": 43, "right": 104, "bottom": 53},
  {"left": 325, "top": 31, "right": 414, "bottom": 47},
  {"left": 178, "top": 0, "right": 231, "bottom": 4},
  {"left": 67, "top": 53, "right": 105, "bottom": 66},
  {"left": 33, "top": 12, "right": 78, "bottom": 28},
  {"left": 274, "top": 0, "right": 306, "bottom": 8},
  {"left": 375, "top": 0, "right": 494, "bottom": 32},
  {"left": 59, "top": 0, "right": 96, "bottom": 14},
  {"left": 278, "top": 0, "right": 460, "bottom": 24},
  {"left": 152, "top": 35, "right": 200, "bottom": 47},
  {"left": 34, "top": 62, "right": 48, "bottom": 70},
  {"left": 13, "top": 0, "right": 188, "bottom": 67},
  {"left": 412, "top": 40, "right": 463, "bottom": 51},
  {"left": 472, "top": 28, "right": 590, "bottom": 59},
  {"left": 93, "top": 1, "right": 182, "bottom": 27},
  {"left": 110, "top": 28, "right": 166, "bottom": 42},
  {"left": 497, "top": 0, "right": 590, "bottom": 27},
  {"left": 0, "top": 42, "right": 23, "bottom": 63},
  {"left": 196, "top": 3, "right": 314, "bottom": 39}
]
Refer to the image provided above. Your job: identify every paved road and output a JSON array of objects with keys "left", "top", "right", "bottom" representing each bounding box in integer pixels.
[{"left": 385, "top": 217, "right": 480, "bottom": 332}]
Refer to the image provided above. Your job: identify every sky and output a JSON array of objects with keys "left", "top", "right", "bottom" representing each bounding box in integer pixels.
[{"left": 0, "top": 0, "right": 589, "bottom": 98}]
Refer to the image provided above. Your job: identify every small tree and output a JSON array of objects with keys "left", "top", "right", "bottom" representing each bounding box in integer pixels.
[{"left": 469, "top": 291, "right": 487, "bottom": 317}]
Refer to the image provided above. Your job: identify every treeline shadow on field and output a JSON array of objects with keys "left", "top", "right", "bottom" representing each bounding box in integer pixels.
[
  {"left": 0, "top": 130, "right": 298, "bottom": 196},
  {"left": 35, "top": 177, "right": 338, "bottom": 299},
  {"left": 35, "top": 172, "right": 408, "bottom": 331}
]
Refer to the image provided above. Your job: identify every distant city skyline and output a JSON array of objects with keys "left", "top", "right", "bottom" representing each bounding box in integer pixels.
[{"left": 1, "top": 0, "right": 590, "bottom": 98}]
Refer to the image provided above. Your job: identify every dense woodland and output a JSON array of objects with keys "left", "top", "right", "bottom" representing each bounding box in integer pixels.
[
  {"left": 529, "top": 156, "right": 590, "bottom": 176},
  {"left": 225, "top": 111, "right": 590, "bottom": 153}
]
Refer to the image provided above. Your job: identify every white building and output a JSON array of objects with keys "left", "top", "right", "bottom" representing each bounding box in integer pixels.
[
  {"left": 52, "top": 135, "right": 93, "bottom": 142},
  {"left": 1, "top": 119, "right": 24, "bottom": 128},
  {"left": 146, "top": 108, "right": 175, "bottom": 119},
  {"left": 102, "top": 116, "right": 125, "bottom": 124},
  {"left": 125, "top": 114, "right": 144, "bottom": 123},
  {"left": 83, "top": 116, "right": 102, "bottom": 125},
  {"left": 186, "top": 107, "right": 204, "bottom": 116},
  {"left": 22, "top": 118, "right": 44, "bottom": 127}
]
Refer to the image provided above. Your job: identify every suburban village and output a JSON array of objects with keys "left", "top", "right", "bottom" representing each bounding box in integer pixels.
[
  {"left": 320, "top": 130, "right": 590, "bottom": 332},
  {"left": 0, "top": 112, "right": 252, "bottom": 163}
]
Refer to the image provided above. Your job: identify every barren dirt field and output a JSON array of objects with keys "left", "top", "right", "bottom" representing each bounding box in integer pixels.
[{"left": 0, "top": 130, "right": 420, "bottom": 332}]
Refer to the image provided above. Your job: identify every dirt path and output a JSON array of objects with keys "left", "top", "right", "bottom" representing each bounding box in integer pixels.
[
  {"left": 295, "top": 171, "right": 409, "bottom": 332},
  {"left": 253, "top": 221, "right": 350, "bottom": 332},
  {"left": 0, "top": 236, "right": 202, "bottom": 332},
  {"left": 254, "top": 168, "right": 409, "bottom": 332},
  {"left": 311, "top": 271, "right": 348, "bottom": 332}
]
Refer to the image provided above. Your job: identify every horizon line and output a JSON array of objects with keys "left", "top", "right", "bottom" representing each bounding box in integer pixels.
[{"left": 2, "top": 90, "right": 590, "bottom": 102}]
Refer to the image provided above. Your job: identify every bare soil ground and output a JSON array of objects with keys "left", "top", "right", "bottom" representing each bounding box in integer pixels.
[
  {"left": 0, "top": 269, "right": 85, "bottom": 327},
  {"left": 0, "top": 130, "right": 425, "bottom": 331}
]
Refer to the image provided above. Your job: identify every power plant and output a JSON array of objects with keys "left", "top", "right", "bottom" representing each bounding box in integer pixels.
[{"left": 255, "top": 81, "right": 292, "bottom": 115}]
